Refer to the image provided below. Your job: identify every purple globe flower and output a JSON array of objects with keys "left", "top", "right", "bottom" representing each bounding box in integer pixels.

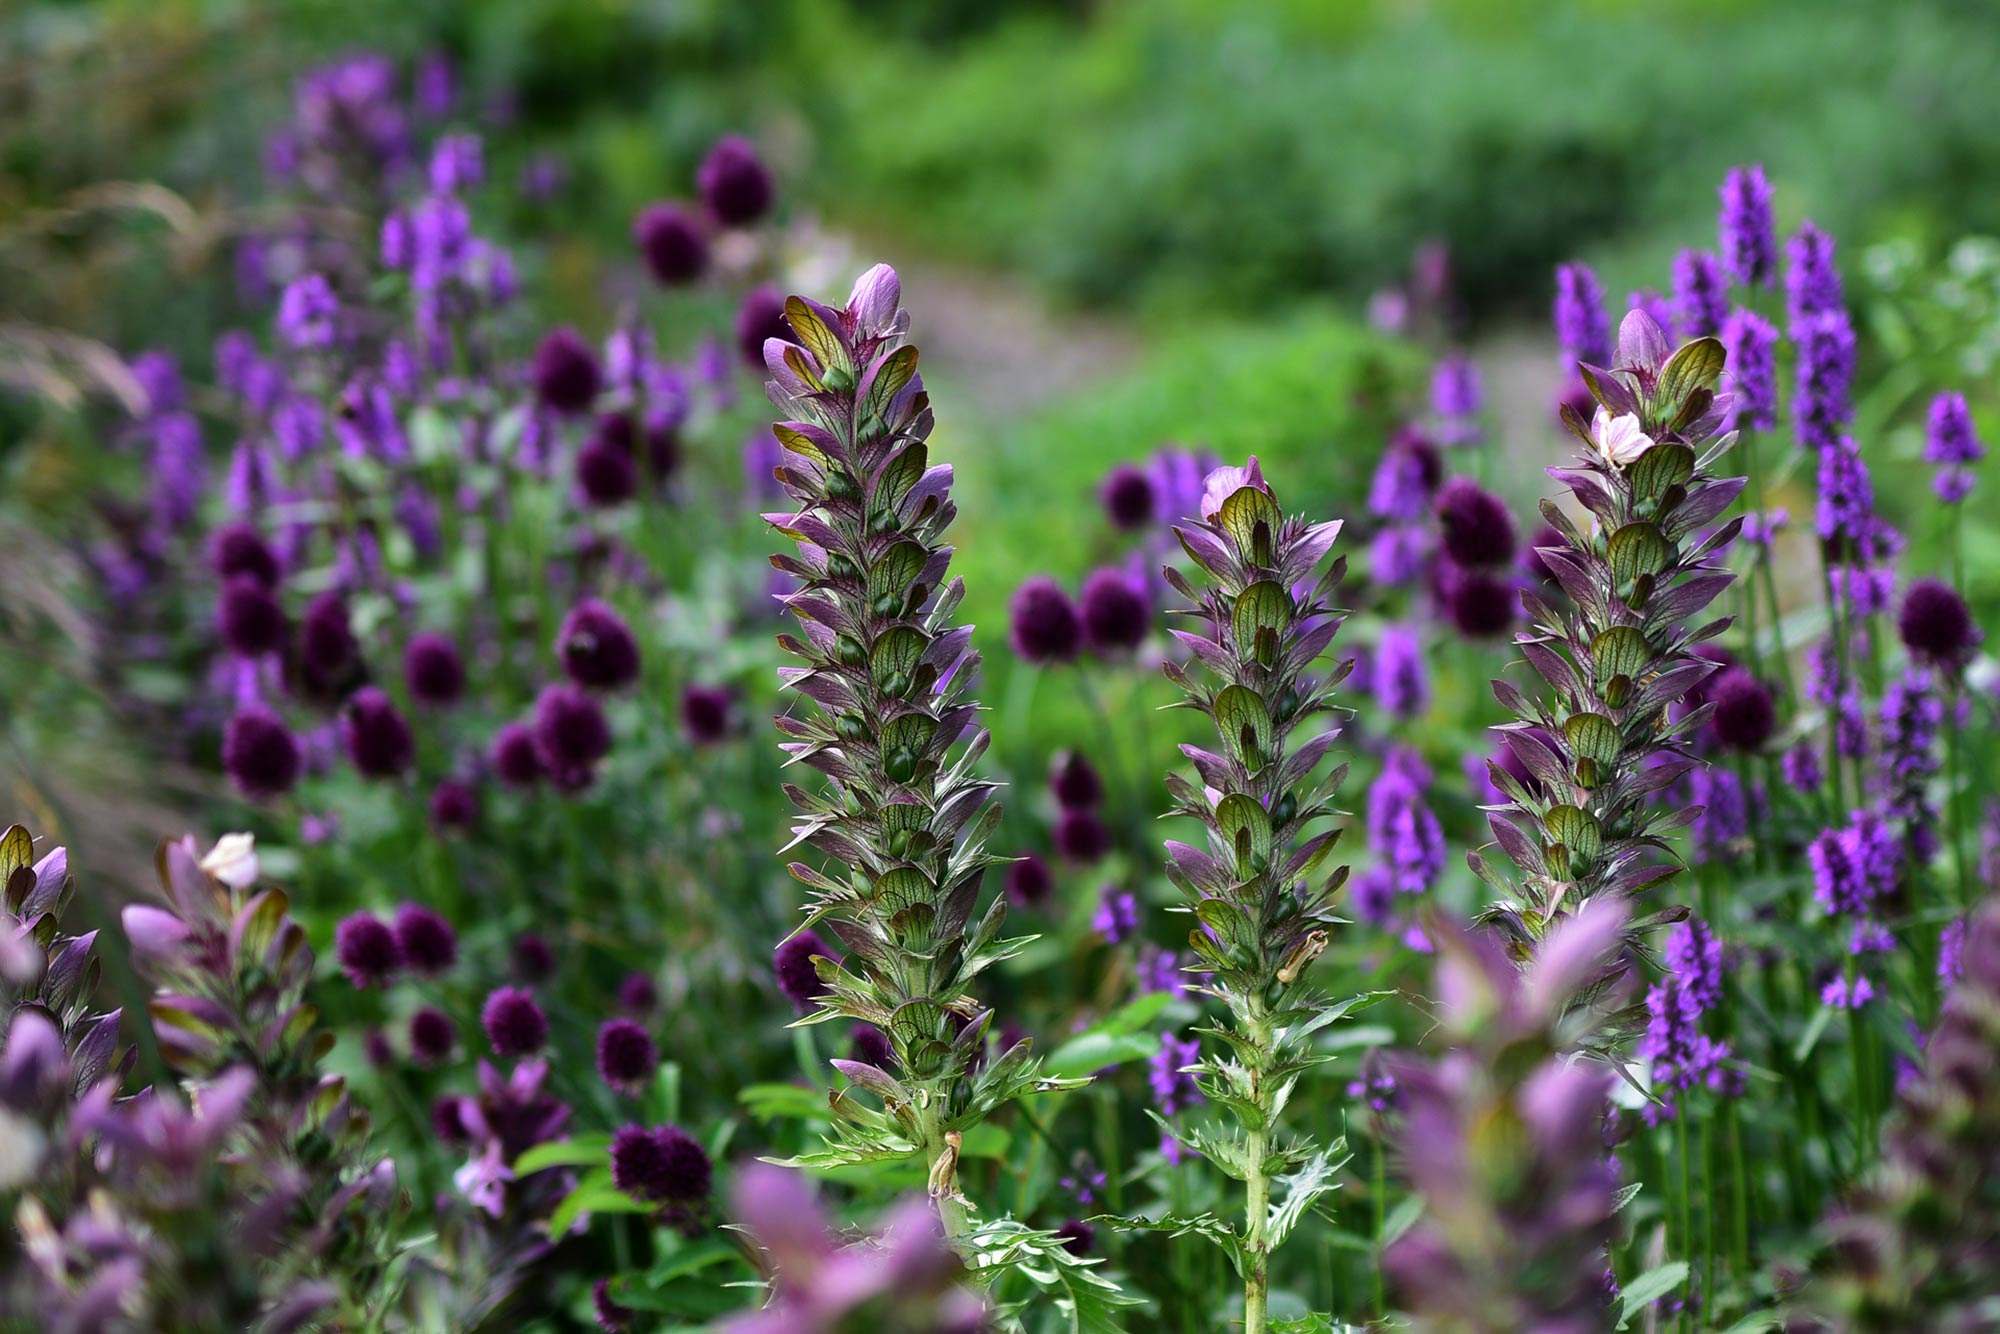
[
  {"left": 403, "top": 633, "right": 465, "bottom": 707},
  {"left": 334, "top": 913, "right": 402, "bottom": 989},
  {"left": 482, "top": 986, "right": 549, "bottom": 1057},
  {"left": 492, "top": 721, "right": 546, "bottom": 790},
  {"left": 633, "top": 202, "right": 707, "bottom": 285},
  {"left": 610, "top": 1123, "right": 711, "bottom": 1203},
  {"left": 1056, "top": 1219, "right": 1096, "bottom": 1256},
  {"left": 734, "top": 285, "right": 789, "bottom": 369},
  {"left": 532, "top": 326, "right": 602, "bottom": 415},
  {"left": 557, "top": 598, "right": 642, "bottom": 691},
  {"left": 1100, "top": 463, "right": 1159, "bottom": 531},
  {"left": 428, "top": 778, "right": 479, "bottom": 832},
  {"left": 1435, "top": 478, "right": 1516, "bottom": 568},
  {"left": 679, "top": 684, "right": 733, "bottom": 746},
  {"left": 511, "top": 932, "right": 555, "bottom": 983},
  {"left": 1443, "top": 567, "right": 1514, "bottom": 639},
  {"left": 597, "top": 1018, "right": 659, "bottom": 1095},
  {"left": 212, "top": 523, "right": 281, "bottom": 588},
  {"left": 297, "top": 591, "right": 360, "bottom": 695},
  {"left": 1049, "top": 751, "right": 1103, "bottom": 810},
  {"left": 409, "top": 1007, "right": 457, "bottom": 1066},
  {"left": 696, "top": 135, "right": 774, "bottom": 227},
  {"left": 222, "top": 706, "right": 301, "bottom": 798},
  {"left": 1006, "top": 852, "right": 1054, "bottom": 908},
  {"left": 1708, "top": 669, "right": 1776, "bottom": 752},
  {"left": 433, "top": 1094, "right": 471, "bottom": 1144},
  {"left": 217, "top": 575, "right": 288, "bottom": 658},
  {"left": 1055, "top": 808, "right": 1111, "bottom": 863},
  {"left": 343, "top": 687, "right": 414, "bottom": 779},
  {"left": 850, "top": 1024, "right": 893, "bottom": 1067},
  {"left": 1899, "top": 578, "right": 1978, "bottom": 668},
  {"left": 393, "top": 903, "right": 458, "bottom": 976},
  {"left": 576, "top": 438, "right": 638, "bottom": 508},
  {"left": 1080, "top": 568, "right": 1151, "bottom": 657},
  {"left": 533, "top": 684, "right": 612, "bottom": 788},
  {"left": 773, "top": 930, "right": 835, "bottom": 1012},
  {"left": 1009, "top": 576, "right": 1082, "bottom": 665},
  {"left": 617, "top": 971, "right": 659, "bottom": 1017}
]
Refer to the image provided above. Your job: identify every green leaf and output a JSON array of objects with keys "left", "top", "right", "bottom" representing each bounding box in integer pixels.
[
  {"left": 1042, "top": 1029, "right": 1161, "bottom": 1080},
  {"left": 1616, "top": 1261, "right": 1690, "bottom": 1329},
  {"left": 1267, "top": 1144, "right": 1348, "bottom": 1251},
  {"left": 738, "top": 1081, "right": 828, "bottom": 1123},
  {"left": 1794, "top": 1002, "right": 1837, "bottom": 1063},
  {"left": 1378, "top": 1194, "right": 1423, "bottom": 1247},
  {"left": 512, "top": 1134, "right": 610, "bottom": 1176},
  {"left": 549, "top": 1169, "right": 652, "bottom": 1238}
]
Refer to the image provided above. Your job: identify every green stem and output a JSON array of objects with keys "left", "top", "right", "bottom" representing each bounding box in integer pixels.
[
  {"left": 1243, "top": 1008, "right": 1273, "bottom": 1334},
  {"left": 1371, "top": 1132, "right": 1387, "bottom": 1319},
  {"left": 920, "top": 1097, "right": 972, "bottom": 1245},
  {"left": 1727, "top": 1097, "right": 1751, "bottom": 1272},
  {"left": 1676, "top": 1111, "right": 1694, "bottom": 1334}
]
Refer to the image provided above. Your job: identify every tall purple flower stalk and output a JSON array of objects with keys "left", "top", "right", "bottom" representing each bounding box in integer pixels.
[
  {"left": 1476, "top": 311, "right": 1744, "bottom": 973},
  {"left": 1157, "top": 457, "right": 1360, "bottom": 1334},
  {"left": 762, "top": 265, "right": 1074, "bottom": 1239}
]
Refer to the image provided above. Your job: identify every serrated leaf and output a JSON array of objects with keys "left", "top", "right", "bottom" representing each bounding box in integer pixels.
[{"left": 1267, "top": 1144, "right": 1348, "bottom": 1251}]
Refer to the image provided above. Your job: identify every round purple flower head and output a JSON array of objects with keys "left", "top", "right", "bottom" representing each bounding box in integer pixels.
[
  {"left": 511, "top": 932, "right": 555, "bottom": 983},
  {"left": 773, "top": 930, "right": 835, "bottom": 1012},
  {"left": 696, "top": 135, "right": 774, "bottom": 226},
  {"left": 217, "top": 575, "right": 288, "bottom": 658},
  {"left": 491, "top": 721, "right": 546, "bottom": 789},
  {"left": 1899, "top": 578, "right": 1978, "bottom": 668},
  {"left": 1009, "top": 576, "right": 1082, "bottom": 665},
  {"left": 576, "top": 439, "right": 638, "bottom": 507},
  {"left": 433, "top": 1094, "right": 471, "bottom": 1145},
  {"left": 1006, "top": 852, "right": 1055, "bottom": 907},
  {"left": 298, "top": 591, "right": 360, "bottom": 694},
  {"left": 679, "top": 685, "right": 733, "bottom": 746},
  {"left": 1443, "top": 567, "right": 1514, "bottom": 639},
  {"left": 617, "top": 971, "right": 659, "bottom": 1017},
  {"left": 532, "top": 684, "right": 612, "bottom": 788},
  {"left": 850, "top": 1024, "right": 893, "bottom": 1068},
  {"left": 1708, "top": 668, "right": 1776, "bottom": 752},
  {"left": 734, "top": 285, "right": 789, "bottom": 369},
  {"left": 1718, "top": 164, "right": 1776, "bottom": 287},
  {"left": 1056, "top": 808, "right": 1111, "bottom": 863},
  {"left": 335, "top": 913, "right": 401, "bottom": 989},
  {"left": 1100, "top": 463, "right": 1159, "bottom": 531},
  {"left": 212, "top": 523, "right": 281, "bottom": 588},
  {"left": 1056, "top": 1219, "right": 1096, "bottom": 1257},
  {"left": 558, "top": 597, "right": 642, "bottom": 690},
  {"left": 597, "top": 1018, "right": 659, "bottom": 1095},
  {"left": 223, "top": 707, "right": 301, "bottom": 798},
  {"left": 610, "top": 1123, "right": 712, "bottom": 1203},
  {"left": 1434, "top": 478, "right": 1516, "bottom": 568},
  {"left": 393, "top": 903, "right": 458, "bottom": 976},
  {"left": 1050, "top": 750, "right": 1103, "bottom": 810},
  {"left": 409, "top": 1007, "right": 457, "bottom": 1066},
  {"left": 532, "top": 326, "right": 602, "bottom": 415},
  {"left": 343, "top": 687, "right": 414, "bottom": 779},
  {"left": 1080, "top": 567, "right": 1150, "bottom": 656},
  {"left": 633, "top": 202, "right": 707, "bottom": 285},
  {"left": 482, "top": 986, "right": 549, "bottom": 1057},
  {"left": 428, "top": 778, "right": 479, "bottom": 833},
  {"left": 403, "top": 633, "right": 465, "bottom": 707}
]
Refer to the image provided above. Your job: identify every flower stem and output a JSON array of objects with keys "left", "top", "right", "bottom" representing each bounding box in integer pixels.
[{"left": 1243, "top": 1008, "right": 1273, "bottom": 1334}]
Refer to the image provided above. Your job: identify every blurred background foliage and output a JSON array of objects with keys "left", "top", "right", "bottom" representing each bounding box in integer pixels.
[{"left": 5, "top": 0, "right": 1998, "bottom": 807}]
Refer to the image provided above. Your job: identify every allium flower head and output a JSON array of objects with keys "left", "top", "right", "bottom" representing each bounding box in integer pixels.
[
  {"left": 1079, "top": 566, "right": 1150, "bottom": 656},
  {"left": 409, "top": 1006, "right": 456, "bottom": 1066},
  {"left": 511, "top": 932, "right": 555, "bottom": 983},
  {"left": 1009, "top": 576, "right": 1082, "bottom": 664},
  {"left": 532, "top": 326, "right": 602, "bottom": 415},
  {"left": 403, "top": 632, "right": 465, "bottom": 706},
  {"left": 222, "top": 706, "right": 301, "bottom": 798},
  {"left": 634, "top": 202, "right": 707, "bottom": 285},
  {"left": 532, "top": 684, "right": 612, "bottom": 789},
  {"left": 334, "top": 913, "right": 401, "bottom": 988},
  {"left": 297, "top": 591, "right": 360, "bottom": 694},
  {"left": 1708, "top": 668, "right": 1775, "bottom": 752},
  {"left": 610, "top": 1123, "right": 711, "bottom": 1203},
  {"left": 679, "top": 684, "right": 734, "bottom": 745},
  {"left": 217, "top": 575, "right": 288, "bottom": 658},
  {"left": 481, "top": 986, "right": 548, "bottom": 1057},
  {"left": 491, "top": 721, "right": 545, "bottom": 790},
  {"left": 212, "top": 523, "right": 281, "bottom": 589},
  {"left": 1899, "top": 577, "right": 1978, "bottom": 668},
  {"left": 1100, "top": 462, "right": 1159, "bottom": 530},
  {"left": 557, "top": 597, "right": 641, "bottom": 690},
  {"left": 428, "top": 778, "right": 479, "bottom": 832},
  {"left": 576, "top": 438, "right": 638, "bottom": 507},
  {"left": 1006, "top": 852, "right": 1054, "bottom": 907},
  {"left": 1441, "top": 565, "right": 1514, "bottom": 639},
  {"left": 1434, "top": 477, "right": 1516, "bottom": 567},
  {"left": 774, "top": 929, "right": 836, "bottom": 1012},
  {"left": 392, "top": 903, "right": 457, "bottom": 976},
  {"left": 734, "top": 285, "right": 788, "bottom": 369},
  {"left": 343, "top": 687, "right": 415, "bottom": 780},
  {"left": 1050, "top": 751, "right": 1103, "bottom": 810},
  {"left": 596, "top": 1019, "right": 659, "bottom": 1094},
  {"left": 618, "top": 971, "right": 659, "bottom": 1017},
  {"left": 696, "top": 135, "right": 774, "bottom": 226},
  {"left": 1055, "top": 808, "right": 1110, "bottom": 862}
]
